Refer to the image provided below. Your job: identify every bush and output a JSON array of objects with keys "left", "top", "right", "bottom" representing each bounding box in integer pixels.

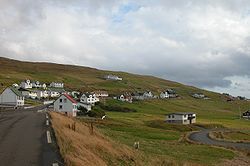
[
  {"left": 77, "top": 106, "right": 88, "bottom": 116},
  {"left": 88, "top": 108, "right": 105, "bottom": 118}
]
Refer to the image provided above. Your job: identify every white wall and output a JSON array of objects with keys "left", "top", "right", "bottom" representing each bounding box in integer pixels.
[
  {"left": 54, "top": 95, "right": 77, "bottom": 117},
  {"left": 0, "top": 88, "right": 24, "bottom": 106}
]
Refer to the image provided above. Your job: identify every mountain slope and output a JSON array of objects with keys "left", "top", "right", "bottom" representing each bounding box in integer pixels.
[{"left": 0, "top": 57, "right": 206, "bottom": 97}]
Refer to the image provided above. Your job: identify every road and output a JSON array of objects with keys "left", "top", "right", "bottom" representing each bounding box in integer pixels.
[
  {"left": 0, "top": 105, "right": 63, "bottom": 166},
  {"left": 189, "top": 129, "right": 250, "bottom": 151}
]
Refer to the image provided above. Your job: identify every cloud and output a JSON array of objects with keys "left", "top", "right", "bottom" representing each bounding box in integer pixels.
[{"left": 1, "top": 0, "right": 250, "bottom": 97}]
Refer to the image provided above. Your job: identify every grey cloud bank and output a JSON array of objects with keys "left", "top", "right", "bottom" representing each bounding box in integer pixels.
[{"left": 1, "top": 0, "right": 250, "bottom": 97}]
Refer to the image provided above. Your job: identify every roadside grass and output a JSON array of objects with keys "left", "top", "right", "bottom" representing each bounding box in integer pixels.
[
  {"left": 210, "top": 130, "right": 250, "bottom": 143},
  {"left": 50, "top": 112, "right": 140, "bottom": 166}
]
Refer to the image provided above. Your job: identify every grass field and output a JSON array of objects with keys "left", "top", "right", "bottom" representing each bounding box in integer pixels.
[
  {"left": 210, "top": 130, "right": 250, "bottom": 143},
  {"left": 79, "top": 98, "right": 250, "bottom": 165}
]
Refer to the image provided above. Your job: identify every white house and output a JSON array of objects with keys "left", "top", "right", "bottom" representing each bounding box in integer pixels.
[
  {"left": 20, "top": 80, "right": 32, "bottom": 89},
  {"left": 80, "top": 93, "right": 99, "bottom": 105},
  {"left": 164, "top": 89, "right": 178, "bottom": 98},
  {"left": 50, "top": 82, "right": 64, "bottom": 88},
  {"left": 93, "top": 90, "right": 109, "bottom": 98},
  {"left": 192, "top": 93, "right": 205, "bottom": 99},
  {"left": 48, "top": 90, "right": 60, "bottom": 98},
  {"left": 35, "top": 90, "right": 49, "bottom": 99},
  {"left": 12, "top": 83, "right": 19, "bottom": 88},
  {"left": 160, "top": 91, "right": 170, "bottom": 99},
  {"left": 54, "top": 94, "right": 78, "bottom": 117},
  {"left": 31, "top": 81, "right": 47, "bottom": 89},
  {"left": 20, "top": 89, "right": 38, "bottom": 99},
  {"left": 118, "top": 94, "right": 133, "bottom": 103},
  {"left": 0, "top": 87, "right": 24, "bottom": 107},
  {"left": 143, "top": 91, "right": 154, "bottom": 99},
  {"left": 104, "top": 74, "right": 122, "bottom": 81},
  {"left": 166, "top": 112, "right": 196, "bottom": 124}
]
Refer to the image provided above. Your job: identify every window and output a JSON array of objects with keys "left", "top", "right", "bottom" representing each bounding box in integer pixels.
[
  {"left": 59, "top": 105, "right": 63, "bottom": 109},
  {"left": 64, "top": 99, "right": 67, "bottom": 103},
  {"left": 168, "top": 115, "right": 171, "bottom": 118},
  {"left": 172, "top": 115, "right": 175, "bottom": 118},
  {"left": 60, "top": 99, "right": 62, "bottom": 103}
]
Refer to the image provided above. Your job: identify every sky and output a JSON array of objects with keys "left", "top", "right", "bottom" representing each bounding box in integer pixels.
[{"left": 1, "top": 0, "right": 250, "bottom": 97}]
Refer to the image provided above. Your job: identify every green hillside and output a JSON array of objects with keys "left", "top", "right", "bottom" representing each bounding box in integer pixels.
[
  {"left": 0, "top": 57, "right": 219, "bottom": 96},
  {"left": 1, "top": 57, "right": 250, "bottom": 165}
]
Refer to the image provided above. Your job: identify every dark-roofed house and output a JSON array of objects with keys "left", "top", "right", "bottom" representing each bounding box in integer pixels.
[
  {"left": 242, "top": 111, "right": 250, "bottom": 119},
  {"left": 54, "top": 94, "right": 78, "bottom": 117},
  {"left": 163, "top": 89, "right": 178, "bottom": 98},
  {"left": 166, "top": 112, "right": 196, "bottom": 124},
  {"left": 0, "top": 87, "right": 24, "bottom": 107}
]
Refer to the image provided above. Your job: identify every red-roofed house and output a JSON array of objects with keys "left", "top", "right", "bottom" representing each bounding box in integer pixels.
[{"left": 54, "top": 94, "right": 78, "bottom": 117}]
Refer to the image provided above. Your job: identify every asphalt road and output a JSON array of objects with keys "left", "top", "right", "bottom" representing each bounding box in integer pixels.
[
  {"left": 189, "top": 129, "right": 250, "bottom": 152},
  {"left": 0, "top": 106, "right": 63, "bottom": 166}
]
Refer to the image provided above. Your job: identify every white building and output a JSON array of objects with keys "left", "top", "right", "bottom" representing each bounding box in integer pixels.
[
  {"left": 31, "top": 81, "right": 47, "bottom": 89},
  {"left": 166, "top": 112, "right": 196, "bottom": 124},
  {"left": 80, "top": 93, "right": 99, "bottom": 105},
  {"left": 50, "top": 82, "right": 64, "bottom": 88},
  {"left": 192, "top": 93, "right": 205, "bottom": 99},
  {"left": 160, "top": 91, "right": 170, "bottom": 99},
  {"left": 20, "top": 80, "right": 32, "bottom": 89},
  {"left": 54, "top": 94, "right": 78, "bottom": 117},
  {"left": 93, "top": 90, "right": 109, "bottom": 98},
  {"left": 35, "top": 90, "right": 49, "bottom": 99},
  {"left": 143, "top": 91, "right": 154, "bottom": 99},
  {"left": 48, "top": 90, "right": 60, "bottom": 98},
  {"left": 20, "top": 89, "right": 38, "bottom": 99},
  {"left": 0, "top": 87, "right": 24, "bottom": 107},
  {"left": 104, "top": 74, "right": 122, "bottom": 81},
  {"left": 118, "top": 94, "right": 133, "bottom": 103}
]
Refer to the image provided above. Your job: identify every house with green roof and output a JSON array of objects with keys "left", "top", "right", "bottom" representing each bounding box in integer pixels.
[{"left": 0, "top": 87, "right": 25, "bottom": 107}]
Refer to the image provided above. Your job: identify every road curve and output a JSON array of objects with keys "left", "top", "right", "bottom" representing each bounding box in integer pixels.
[{"left": 189, "top": 129, "right": 250, "bottom": 151}]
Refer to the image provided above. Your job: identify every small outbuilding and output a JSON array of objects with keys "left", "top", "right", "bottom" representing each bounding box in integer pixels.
[
  {"left": 166, "top": 112, "right": 196, "bottom": 124},
  {"left": 242, "top": 111, "right": 250, "bottom": 119}
]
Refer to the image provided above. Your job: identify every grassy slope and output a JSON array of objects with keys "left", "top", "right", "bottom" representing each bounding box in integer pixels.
[
  {"left": 1, "top": 57, "right": 250, "bottom": 165},
  {"left": 93, "top": 98, "right": 250, "bottom": 165},
  {"left": 0, "top": 57, "right": 204, "bottom": 95}
]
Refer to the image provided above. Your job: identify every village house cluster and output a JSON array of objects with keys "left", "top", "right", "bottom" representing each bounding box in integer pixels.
[
  {"left": 0, "top": 80, "right": 65, "bottom": 107},
  {"left": 1, "top": 75, "right": 249, "bottom": 124},
  {"left": 14, "top": 80, "right": 64, "bottom": 100},
  {"left": 115, "top": 89, "right": 179, "bottom": 103}
]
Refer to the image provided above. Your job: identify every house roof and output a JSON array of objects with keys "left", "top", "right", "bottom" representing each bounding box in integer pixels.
[
  {"left": 9, "top": 87, "right": 23, "bottom": 97},
  {"left": 166, "top": 112, "right": 195, "bottom": 115},
  {"left": 63, "top": 94, "right": 77, "bottom": 104}
]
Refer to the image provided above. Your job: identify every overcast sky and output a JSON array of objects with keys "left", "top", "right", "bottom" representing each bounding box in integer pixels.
[{"left": 1, "top": 0, "right": 250, "bottom": 97}]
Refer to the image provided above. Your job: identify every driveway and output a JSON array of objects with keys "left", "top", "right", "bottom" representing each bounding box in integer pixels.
[
  {"left": 189, "top": 129, "right": 250, "bottom": 152},
  {"left": 0, "top": 105, "right": 63, "bottom": 166}
]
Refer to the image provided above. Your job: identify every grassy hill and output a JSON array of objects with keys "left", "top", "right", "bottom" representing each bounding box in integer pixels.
[
  {"left": 0, "top": 56, "right": 210, "bottom": 96},
  {"left": 1, "top": 57, "right": 250, "bottom": 165}
]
